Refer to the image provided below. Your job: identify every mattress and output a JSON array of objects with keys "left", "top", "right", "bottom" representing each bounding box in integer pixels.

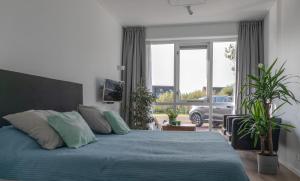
[{"left": 0, "top": 126, "right": 248, "bottom": 181}]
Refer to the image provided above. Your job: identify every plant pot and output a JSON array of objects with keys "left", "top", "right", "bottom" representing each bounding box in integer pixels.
[
  {"left": 169, "top": 119, "right": 176, "bottom": 125},
  {"left": 257, "top": 154, "right": 278, "bottom": 174}
]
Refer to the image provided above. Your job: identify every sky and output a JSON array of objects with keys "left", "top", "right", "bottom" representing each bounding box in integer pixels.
[{"left": 151, "top": 42, "right": 236, "bottom": 94}]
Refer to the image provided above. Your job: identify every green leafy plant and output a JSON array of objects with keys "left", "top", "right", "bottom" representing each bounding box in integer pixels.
[
  {"left": 166, "top": 108, "right": 178, "bottom": 121},
  {"left": 131, "top": 85, "right": 155, "bottom": 130},
  {"left": 239, "top": 59, "right": 299, "bottom": 156},
  {"left": 239, "top": 100, "right": 270, "bottom": 154}
]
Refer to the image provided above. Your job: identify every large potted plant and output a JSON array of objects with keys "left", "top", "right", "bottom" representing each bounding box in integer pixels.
[
  {"left": 131, "top": 85, "right": 155, "bottom": 130},
  {"left": 239, "top": 59, "right": 299, "bottom": 174}
]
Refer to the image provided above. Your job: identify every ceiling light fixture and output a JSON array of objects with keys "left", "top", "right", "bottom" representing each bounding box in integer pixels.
[
  {"left": 168, "top": 0, "right": 207, "bottom": 15},
  {"left": 186, "top": 5, "right": 193, "bottom": 15}
]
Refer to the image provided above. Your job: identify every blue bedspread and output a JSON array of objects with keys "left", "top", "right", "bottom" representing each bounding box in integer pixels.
[{"left": 0, "top": 126, "right": 248, "bottom": 181}]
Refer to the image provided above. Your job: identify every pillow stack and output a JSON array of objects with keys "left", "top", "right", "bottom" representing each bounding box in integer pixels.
[
  {"left": 78, "top": 105, "right": 130, "bottom": 135},
  {"left": 3, "top": 106, "right": 131, "bottom": 150}
]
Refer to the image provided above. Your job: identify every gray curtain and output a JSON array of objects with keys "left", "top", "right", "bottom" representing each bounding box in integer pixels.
[
  {"left": 121, "top": 27, "right": 146, "bottom": 126},
  {"left": 235, "top": 21, "right": 264, "bottom": 114}
]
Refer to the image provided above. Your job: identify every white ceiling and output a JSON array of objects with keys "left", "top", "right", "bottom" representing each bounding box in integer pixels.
[{"left": 98, "top": 0, "right": 275, "bottom": 26}]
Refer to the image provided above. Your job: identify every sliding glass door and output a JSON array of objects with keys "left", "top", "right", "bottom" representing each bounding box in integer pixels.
[
  {"left": 151, "top": 44, "right": 175, "bottom": 125},
  {"left": 211, "top": 41, "right": 236, "bottom": 127},
  {"left": 176, "top": 44, "right": 212, "bottom": 130},
  {"left": 151, "top": 40, "right": 236, "bottom": 131}
]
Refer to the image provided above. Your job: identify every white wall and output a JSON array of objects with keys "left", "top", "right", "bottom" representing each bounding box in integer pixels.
[
  {"left": 264, "top": 0, "right": 300, "bottom": 176},
  {"left": 146, "top": 22, "right": 238, "bottom": 41},
  {"left": 0, "top": 0, "right": 122, "bottom": 112},
  {"left": 264, "top": 1, "right": 278, "bottom": 65}
]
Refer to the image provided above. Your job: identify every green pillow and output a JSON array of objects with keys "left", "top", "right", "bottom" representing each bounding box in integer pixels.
[
  {"left": 103, "top": 111, "right": 130, "bottom": 135},
  {"left": 47, "top": 111, "right": 96, "bottom": 148}
]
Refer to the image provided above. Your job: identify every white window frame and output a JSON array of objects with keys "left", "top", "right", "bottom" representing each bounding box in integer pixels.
[{"left": 148, "top": 38, "right": 237, "bottom": 131}]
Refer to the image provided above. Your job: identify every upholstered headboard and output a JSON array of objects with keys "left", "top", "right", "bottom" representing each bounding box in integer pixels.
[{"left": 0, "top": 69, "right": 83, "bottom": 127}]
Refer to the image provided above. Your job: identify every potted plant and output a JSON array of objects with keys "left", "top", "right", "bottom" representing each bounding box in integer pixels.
[
  {"left": 239, "top": 59, "right": 299, "bottom": 174},
  {"left": 131, "top": 85, "right": 155, "bottom": 130},
  {"left": 167, "top": 108, "right": 178, "bottom": 126}
]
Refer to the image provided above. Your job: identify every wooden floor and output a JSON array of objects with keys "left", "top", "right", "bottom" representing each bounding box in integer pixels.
[{"left": 239, "top": 150, "right": 300, "bottom": 181}]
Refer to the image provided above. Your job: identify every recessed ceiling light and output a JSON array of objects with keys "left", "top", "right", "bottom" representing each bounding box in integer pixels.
[{"left": 168, "top": 0, "right": 207, "bottom": 6}]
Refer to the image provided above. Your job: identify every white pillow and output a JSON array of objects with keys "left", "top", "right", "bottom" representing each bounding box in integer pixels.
[{"left": 3, "top": 110, "right": 64, "bottom": 150}]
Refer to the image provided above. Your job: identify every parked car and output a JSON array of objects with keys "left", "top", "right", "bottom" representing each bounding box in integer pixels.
[{"left": 189, "top": 96, "right": 234, "bottom": 127}]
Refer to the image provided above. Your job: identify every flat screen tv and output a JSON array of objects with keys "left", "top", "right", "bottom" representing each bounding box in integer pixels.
[{"left": 103, "top": 79, "right": 123, "bottom": 103}]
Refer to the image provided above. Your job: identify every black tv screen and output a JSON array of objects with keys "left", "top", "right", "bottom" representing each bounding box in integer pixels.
[{"left": 103, "top": 79, "right": 123, "bottom": 102}]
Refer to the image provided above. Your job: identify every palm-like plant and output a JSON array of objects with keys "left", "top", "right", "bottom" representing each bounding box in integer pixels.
[
  {"left": 239, "top": 100, "right": 272, "bottom": 154},
  {"left": 239, "top": 59, "right": 299, "bottom": 156}
]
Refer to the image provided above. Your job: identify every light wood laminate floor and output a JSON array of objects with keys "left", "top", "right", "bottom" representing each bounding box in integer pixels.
[{"left": 239, "top": 150, "right": 300, "bottom": 181}]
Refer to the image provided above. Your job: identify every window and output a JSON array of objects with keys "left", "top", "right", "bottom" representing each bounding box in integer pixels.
[
  {"left": 151, "top": 44, "right": 174, "bottom": 103},
  {"left": 149, "top": 40, "right": 236, "bottom": 131}
]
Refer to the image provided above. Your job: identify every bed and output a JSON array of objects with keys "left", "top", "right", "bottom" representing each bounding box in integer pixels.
[{"left": 0, "top": 69, "right": 249, "bottom": 181}]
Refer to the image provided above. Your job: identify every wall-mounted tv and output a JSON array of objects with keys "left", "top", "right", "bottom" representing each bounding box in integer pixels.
[{"left": 103, "top": 79, "right": 123, "bottom": 103}]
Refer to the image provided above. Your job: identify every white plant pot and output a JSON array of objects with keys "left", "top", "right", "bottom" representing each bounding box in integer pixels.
[{"left": 257, "top": 154, "right": 278, "bottom": 174}]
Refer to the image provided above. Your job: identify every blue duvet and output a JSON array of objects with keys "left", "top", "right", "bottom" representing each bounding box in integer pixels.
[{"left": 0, "top": 126, "right": 248, "bottom": 181}]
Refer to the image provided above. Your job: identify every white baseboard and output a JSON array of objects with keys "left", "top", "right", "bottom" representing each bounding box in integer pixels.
[{"left": 279, "top": 158, "right": 300, "bottom": 177}]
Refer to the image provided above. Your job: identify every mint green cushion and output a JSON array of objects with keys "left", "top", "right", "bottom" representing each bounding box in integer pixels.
[
  {"left": 47, "top": 111, "right": 96, "bottom": 148},
  {"left": 103, "top": 111, "right": 130, "bottom": 135}
]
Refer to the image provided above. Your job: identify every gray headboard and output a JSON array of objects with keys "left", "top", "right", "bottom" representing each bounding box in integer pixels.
[{"left": 0, "top": 69, "right": 83, "bottom": 127}]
